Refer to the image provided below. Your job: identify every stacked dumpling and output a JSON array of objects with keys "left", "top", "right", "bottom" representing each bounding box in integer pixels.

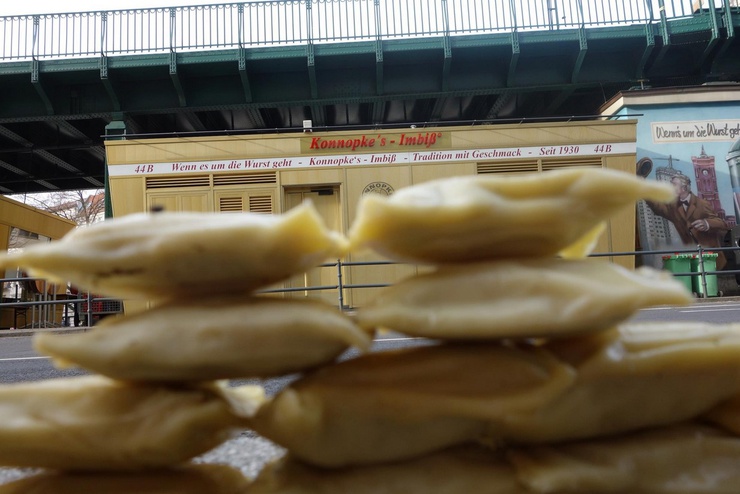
[
  {"left": 245, "top": 169, "right": 740, "bottom": 493},
  {"left": 3, "top": 167, "right": 740, "bottom": 493},
  {"left": 0, "top": 201, "right": 370, "bottom": 487}
]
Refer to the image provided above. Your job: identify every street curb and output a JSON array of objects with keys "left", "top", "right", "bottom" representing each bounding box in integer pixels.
[
  {"left": 692, "top": 295, "right": 740, "bottom": 304},
  {"left": 0, "top": 327, "right": 90, "bottom": 338}
]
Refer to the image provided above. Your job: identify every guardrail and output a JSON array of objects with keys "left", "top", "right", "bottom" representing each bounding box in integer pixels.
[
  {"left": 0, "top": 0, "right": 729, "bottom": 62},
  {"left": 286, "top": 243, "right": 740, "bottom": 305},
  {"left": 2, "top": 242, "right": 735, "bottom": 331},
  {"left": 591, "top": 244, "right": 740, "bottom": 298},
  {"left": 0, "top": 275, "right": 122, "bottom": 329}
]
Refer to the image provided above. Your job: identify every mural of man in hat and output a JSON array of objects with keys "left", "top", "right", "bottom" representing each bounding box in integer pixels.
[{"left": 646, "top": 174, "right": 730, "bottom": 269}]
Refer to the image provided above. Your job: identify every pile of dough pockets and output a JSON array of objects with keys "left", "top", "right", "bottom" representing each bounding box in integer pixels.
[{"left": 1, "top": 168, "right": 740, "bottom": 493}]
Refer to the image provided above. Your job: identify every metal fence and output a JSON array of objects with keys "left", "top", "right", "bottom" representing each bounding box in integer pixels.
[
  {"left": 0, "top": 275, "right": 122, "bottom": 329},
  {"left": 1, "top": 242, "right": 737, "bottom": 330},
  {"left": 0, "top": 0, "right": 733, "bottom": 61}
]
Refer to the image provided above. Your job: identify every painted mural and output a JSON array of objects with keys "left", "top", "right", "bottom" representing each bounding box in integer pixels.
[{"left": 629, "top": 106, "right": 740, "bottom": 271}]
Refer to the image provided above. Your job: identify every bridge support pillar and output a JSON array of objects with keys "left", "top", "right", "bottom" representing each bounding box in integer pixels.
[{"left": 104, "top": 120, "right": 127, "bottom": 219}]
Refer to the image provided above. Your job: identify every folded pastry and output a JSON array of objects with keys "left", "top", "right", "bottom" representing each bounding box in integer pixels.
[
  {"left": 0, "top": 463, "right": 251, "bottom": 494},
  {"left": 355, "top": 259, "right": 691, "bottom": 339},
  {"left": 249, "top": 342, "right": 576, "bottom": 467},
  {"left": 704, "top": 394, "right": 740, "bottom": 435},
  {"left": 496, "top": 323, "right": 740, "bottom": 444},
  {"left": 348, "top": 168, "right": 674, "bottom": 263},
  {"left": 249, "top": 445, "right": 527, "bottom": 494},
  {"left": 0, "top": 376, "right": 264, "bottom": 471},
  {"left": 34, "top": 297, "right": 371, "bottom": 381},
  {"left": 250, "top": 425, "right": 740, "bottom": 494},
  {"left": 0, "top": 201, "right": 347, "bottom": 300},
  {"left": 508, "top": 424, "right": 740, "bottom": 493},
  {"left": 251, "top": 323, "right": 740, "bottom": 467}
]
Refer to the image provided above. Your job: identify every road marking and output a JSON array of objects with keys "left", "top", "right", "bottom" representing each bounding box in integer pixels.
[
  {"left": 375, "top": 337, "right": 420, "bottom": 342},
  {"left": 643, "top": 303, "right": 740, "bottom": 311},
  {"left": 679, "top": 307, "right": 740, "bottom": 313},
  {"left": 0, "top": 356, "right": 50, "bottom": 362}
]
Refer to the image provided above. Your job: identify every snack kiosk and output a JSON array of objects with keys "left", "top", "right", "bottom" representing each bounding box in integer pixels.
[{"left": 105, "top": 120, "right": 637, "bottom": 307}]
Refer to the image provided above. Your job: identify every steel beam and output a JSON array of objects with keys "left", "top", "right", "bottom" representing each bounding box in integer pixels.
[
  {"left": 700, "top": 2, "right": 722, "bottom": 69},
  {"left": 0, "top": 158, "right": 31, "bottom": 177},
  {"left": 429, "top": 97, "right": 447, "bottom": 122},
  {"left": 307, "top": 43, "right": 318, "bottom": 100},
  {"left": 654, "top": 0, "right": 672, "bottom": 68},
  {"left": 179, "top": 111, "right": 207, "bottom": 132},
  {"left": 485, "top": 92, "right": 512, "bottom": 119},
  {"left": 372, "top": 100, "right": 386, "bottom": 124},
  {"left": 310, "top": 105, "right": 326, "bottom": 127},
  {"left": 710, "top": 0, "right": 737, "bottom": 74},
  {"left": 374, "top": 0, "right": 384, "bottom": 96},
  {"left": 572, "top": 27, "right": 588, "bottom": 83},
  {"left": 508, "top": 32, "right": 520, "bottom": 87},
  {"left": 169, "top": 52, "right": 187, "bottom": 107},
  {"left": 99, "top": 56, "right": 121, "bottom": 112},
  {"left": 238, "top": 48, "right": 253, "bottom": 103},
  {"left": 637, "top": 23, "right": 656, "bottom": 79},
  {"left": 30, "top": 60, "right": 54, "bottom": 116},
  {"left": 245, "top": 107, "right": 266, "bottom": 128},
  {"left": 0, "top": 125, "right": 33, "bottom": 147},
  {"left": 545, "top": 87, "right": 576, "bottom": 116}
]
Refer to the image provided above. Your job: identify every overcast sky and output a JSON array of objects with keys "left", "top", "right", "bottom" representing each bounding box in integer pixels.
[{"left": 1, "top": 1, "right": 228, "bottom": 16}]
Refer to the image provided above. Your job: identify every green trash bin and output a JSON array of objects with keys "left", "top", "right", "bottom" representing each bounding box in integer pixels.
[
  {"left": 690, "top": 252, "right": 719, "bottom": 297},
  {"left": 661, "top": 254, "right": 692, "bottom": 293}
]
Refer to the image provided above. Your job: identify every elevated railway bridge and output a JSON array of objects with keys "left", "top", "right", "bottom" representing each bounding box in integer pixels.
[{"left": 0, "top": 0, "right": 738, "bottom": 194}]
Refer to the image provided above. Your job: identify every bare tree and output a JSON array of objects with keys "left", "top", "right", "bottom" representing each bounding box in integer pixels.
[{"left": 9, "top": 189, "right": 105, "bottom": 226}]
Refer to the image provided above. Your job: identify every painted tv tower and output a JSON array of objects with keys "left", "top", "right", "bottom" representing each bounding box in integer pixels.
[{"left": 692, "top": 145, "right": 726, "bottom": 220}]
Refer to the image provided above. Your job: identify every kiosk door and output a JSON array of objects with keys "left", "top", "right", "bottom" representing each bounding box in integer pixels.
[{"left": 283, "top": 186, "right": 344, "bottom": 306}]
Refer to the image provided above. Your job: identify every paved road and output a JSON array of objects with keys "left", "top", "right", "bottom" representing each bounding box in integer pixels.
[
  {"left": 628, "top": 300, "right": 740, "bottom": 324},
  {"left": 0, "top": 336, "right": 88, "bottom": 384}
]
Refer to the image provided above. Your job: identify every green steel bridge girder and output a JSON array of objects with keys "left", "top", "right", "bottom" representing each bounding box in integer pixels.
[
  {"left": 0, "top": 13, "right": 737, "bottom": 124},
  {"left": 0, "top": 11, "right": 738, "bottom": 193}
]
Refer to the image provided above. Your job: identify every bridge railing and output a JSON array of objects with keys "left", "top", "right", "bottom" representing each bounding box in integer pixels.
[{"left": 0, "top": 0, "right": 728, "bottom": 62}]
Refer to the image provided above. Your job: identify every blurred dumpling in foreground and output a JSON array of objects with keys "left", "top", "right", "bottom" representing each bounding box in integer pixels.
[
  {"left": 249, "top": 445, "right": 526, "bottom": 494},
  {"left": 0, "top": 463, "right": 251, "bottom": 494},
  {"left": 508, "top": 424, "right": 740, "bottom": 493},
  {"left": 249, "top": 426, "right": 740, "bottom": 494},
  {"left": 348, "top": 168, "right": 674, "bottom": 263},
  {"left": 0, "top": 200, "right": 346, "bottom": 301},
  {"left": 250, "top": 323, "right": 740, "bottom": 468},
  {"left": 249, "top": 343, "right": 576, "bottom": 467},
  {"left": 355, "top": 259, "right": 692, "bottom": 339},
  {"left": 497, "top": 323, "right": 740, "bottom": 444},
  {"left": 0, "top": 376, "right": 264, "bottom": 471},
  {"left": 34, "top": 297, "right": 372, "bottom": 381}
]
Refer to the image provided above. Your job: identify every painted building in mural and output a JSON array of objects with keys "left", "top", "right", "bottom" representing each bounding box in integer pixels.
[
  {"left": 602, "top": 84, "right": 740, "bottom": 272},
  {"left": 104, "top": 120, "right": 637, "bottom": 309}
]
